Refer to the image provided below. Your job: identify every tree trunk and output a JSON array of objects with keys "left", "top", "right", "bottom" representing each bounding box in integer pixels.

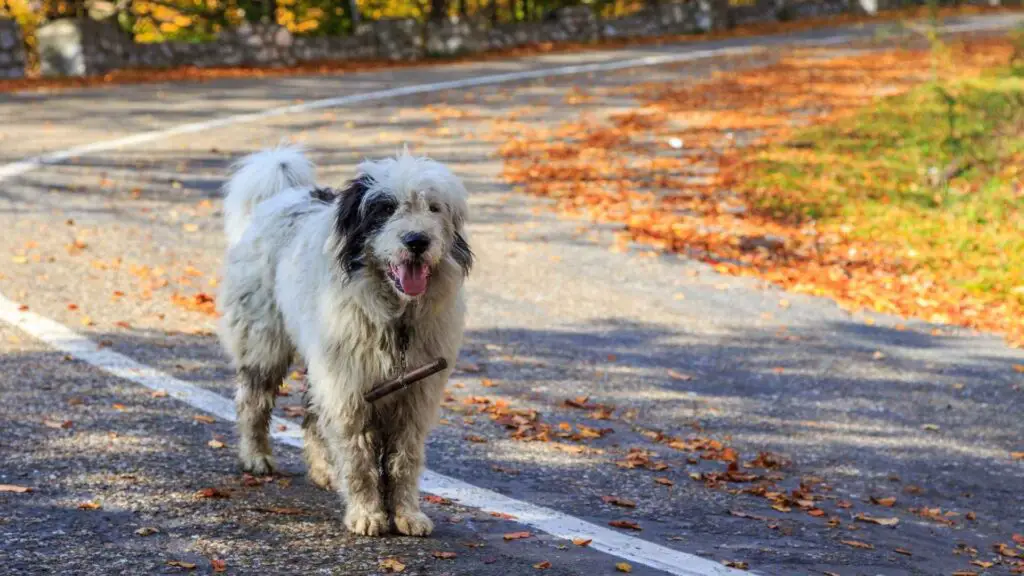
[{"left": 431, "top": 0, "right": 448, "bottom": 21}]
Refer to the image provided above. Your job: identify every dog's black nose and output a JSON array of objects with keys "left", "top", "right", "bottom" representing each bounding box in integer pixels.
[{"left": 402, "top": 232, "right": 430, "bottom": 255}]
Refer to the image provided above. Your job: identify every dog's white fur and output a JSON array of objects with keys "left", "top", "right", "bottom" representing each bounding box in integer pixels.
[{"left": 217, "top": 146, "right": 470, "bottom": 537}]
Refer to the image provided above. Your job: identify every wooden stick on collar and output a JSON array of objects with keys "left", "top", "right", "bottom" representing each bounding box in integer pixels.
[{"left": 363, "top": 358, "right": 448, "bottom": 403}]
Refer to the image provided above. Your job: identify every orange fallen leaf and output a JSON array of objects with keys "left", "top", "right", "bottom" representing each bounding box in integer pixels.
[
  {"left": 616, "top": 562, "right": 633, "bottom": 573},
  {"left": 151, "top": 390, "right": 168, "bottom": 398},
  {"left": 870, "top": 496, "right": 896, "bottom": 507},
  {"left": 379, "top": 558, "right": 405, "bottom": 573},
  {"left": 667, "top": 370, "right": 692, "bottom": 381},
  {"left": 1013, "top": 533, "right": 1024, "bottom": 545},
  {"left": 601, "top": 495, "right": 637, "bottom": 508},
  {"left": 971, "top": 561, "right": 995, "bottom": 569},
  {"left": 572, "top": 538, "right": 592, "bottom": 547},
  {"left": 432, "top": 551, "right": 457, "bottom": 559},
  {"left": 207, "top": 440, "right": 225, "bottom": 449},
  {"left": 723, "top": 560, "right": 749, "bottom": 570},
  {"left": 608, "top": 520, "right": 642, "bottom": 531},
  {"left": 481, "top": 379, "right": 497, "bottom": 387},
  {"left": 195, "top": 487, "right": 231, "bottom": 499},
  {"left": 193, "top": 415, "right": 215, "bottom": 424},
  {"left": 533, "top": 561, "right": 551, "bottom": 569},
  {"left": 78, "top": 501, "right": 101, "bottom": 510},
  {"left": 211, "top": 559, "right": 226, "bottom": 572},
  {"left": 894, "top": 547, "right": 912, "bottom": 556},
  {"left": 465, "top": 434, "right": 488, "bottom": 443},
  {"left": 490, "top": 511, "right": 517, "bottom": 520},
  {"left": 654, "top": 477, "right": 674, "bottom": 487},
  {"left": 0, "top": 484, "right": 32, "bottom": 493},
  {"left": 424, "top": 495, "right": 452, "bottom": 505},
  {"left": 112, "top": 403, "right": 126, "bottom": 411},
  {"left": 166, "top": 561, "right": 197, "bottom": 570},
  {"left": 854, "top": 513, "right": 899, "bottom": 527},
  {"left": 841, "top": 540, "right": 874, "bottom": 550},
  {"left": 504, "top": 531, "right": 531, "bottom": 540},
  {"left": 807, "top": 509, "right": 826, "bottom": 517},
  {"left": 1014, "top": 364, "right": 1024, "bottom": 373}
]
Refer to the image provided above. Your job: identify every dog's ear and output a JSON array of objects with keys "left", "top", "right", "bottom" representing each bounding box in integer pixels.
[
  {"left": 451, "top": 216, "right": 473, "bottom": 277},
  {"left": 336, "top": 176, "right": 395, "bottom": 276}
]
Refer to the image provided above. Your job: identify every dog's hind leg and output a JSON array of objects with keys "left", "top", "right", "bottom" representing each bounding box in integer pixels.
[
  {"left": 301, "top": 406, "right": 333, "bottom": 489},
  {"left": 235, "top": 363, "right": 288, "bottom": 475}
]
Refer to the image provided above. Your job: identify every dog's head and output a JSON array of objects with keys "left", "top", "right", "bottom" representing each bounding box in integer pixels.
[{"left": 334, "top": 150, "right": 472, "bottom": 299}]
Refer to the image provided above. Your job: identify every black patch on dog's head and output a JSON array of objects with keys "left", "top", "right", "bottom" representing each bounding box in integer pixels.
[
  {"left": 335, "top": 176, "right": 397, "bottom": 276},
  {"left": 452, "top": 231, "right": 473, "bottom": 276},
  {"left": 309, "top": 187, "right": 337, "bottom": 203}
]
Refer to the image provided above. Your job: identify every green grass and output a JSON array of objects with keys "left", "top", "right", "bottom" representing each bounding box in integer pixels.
[{"left": 745, "top": 66, "right": 1024, "bottom": 302}]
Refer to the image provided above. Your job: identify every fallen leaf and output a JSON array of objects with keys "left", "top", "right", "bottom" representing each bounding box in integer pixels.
[
  {"left": 533, "top": 561, "right": 551, "bottom": 569},
  {"left": 1014, "top": 364, "right": 1024, "bottom": 373},
  {"left": 424, "top": 495, "right": 452, "bottom": 505},
  {"left": 379, "top": 558, "right": 406, "bottom": 573},
  {"left": 654, "top": 477, "right": 674, "bottom": 487},
  {"left": 490, "top": 511, "right": 517, "bottom": 520},
  {"left": 1013, "top": 533, "right": 1024, "bottom": 545},
  {"left": 77, "top": 501, "right": 101, "bottom": 510},
  {"left": 166, "top": 561, "right": 197, "bottom": 570},
  {"left": 841, "top": 539, "right": 874, "bottom": 550},
  {"left": 572, "top": 538, "right": 592, "bottom": 547},
  {"left": 207, "top": 440, "right": 225, "bottom": 449},
  {"left": 921, "top": 423, "right": 940, "bottom": 432},
  {"left": 971, "top": 560, "right": 995, "bottom": 569},
  {"left": 855, "top": 513, "right": 899, "bottom": 527},
  {"left": 952, "top": 572, "right": 978, "bottom": 576},
  {"left": 837, "top": 500, "right": 853, "bottom": 509},
  {"left": 807, "top": 509, "right": 826, "bottom": 517},
  {"left": 134, "top": 526, "right": 159, "bottom": 536},
  {"left": 112, "top": 403, "right": 126, "bottom": 411},
  {"left": 616, "top": 562, "right": 633, "bottom": 573},
  {"left": 965, "top": 511, "right": 976, "bottom": 521},
  {"left": 503, "top": 531, "right": 531, "bottom": 540},
  {"left": 995, "top": 543, "right": 1021, "bottom": 558},
  {"left": 481, "top": 378, "right": 497, "bottom": 387},
  {"left": 608, "top": 520, "right": 642, "bottom": 531},
  {"left": 894, "top": 547, "right": 912, "bottom": 556},
  {"left": 42, "top": 419, "right": 73, "bottom": 429},
  {"left": 151, "top": 390, "right": 168, "bottom": 398},
  {"left": 730, "top": 510, "right": 769, "bottom": 521},
  {"left": 723, "top": 560, "right": 749, "bottom": 569},
  {"left": 195, "top": 487, "right": 231, "bottom": 499},
  {"left": 253, "top": 506, "right": 304, "bottom": 515},
  {"left": 667, "top": 369, "right": 692, "bottom": 381},
  {"left": 465, "top": 434, "right": 488, "bottom": 443},
  {"left": 432, "top": 551, "right": 457, "bottom": 559},
  {"left": 602, "top": 495, "right": 637, "bottom": 508},
  {"left": 870, "top": 496, "right": 896, "bottom": 507},
  {"left": 0, "top": 484, "right": 32, "bottom": 493},
  {"left": 1011, "top": 452, "right": 1024, "bottom": 460},
  {"left": 211, "top": 559, "right": 226, "bottom": 573},
  {"left": 193, "top": 415, "right": 215, "bottom": 424}
]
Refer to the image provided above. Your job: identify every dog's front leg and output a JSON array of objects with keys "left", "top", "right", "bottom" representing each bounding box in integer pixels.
[
  {"left": 385, "top": 402, "right": 434, "bottom": 537},
  {"left": 320, "top": 410, "right": 388, "bottom": 536}
]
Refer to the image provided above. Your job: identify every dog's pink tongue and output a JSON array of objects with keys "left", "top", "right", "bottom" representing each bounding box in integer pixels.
[{"left": 398, "top": 263, "right": 429, "bottom": 296}]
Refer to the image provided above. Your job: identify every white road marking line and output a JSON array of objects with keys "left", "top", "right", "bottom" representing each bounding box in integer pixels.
[
  {"left": 0, "top": 294, "right": 740, "bottom": 576},
  {"left": 1, "top": 39, "right": 832, "bottom": 183}
]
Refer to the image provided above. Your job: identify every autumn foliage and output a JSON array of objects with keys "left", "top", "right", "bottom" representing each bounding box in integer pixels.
[{"left": 499, "top": 36, "right": 1024, "bottom": 346}]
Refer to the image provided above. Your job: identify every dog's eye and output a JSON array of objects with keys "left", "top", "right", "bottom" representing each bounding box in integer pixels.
[{"left": 429, "top": 203, "right": 441, "bottom": 213}]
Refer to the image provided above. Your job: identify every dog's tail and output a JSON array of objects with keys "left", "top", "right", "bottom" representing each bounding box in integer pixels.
[{"left": 223, "top": 145, "right": 316, "bottom": 247}]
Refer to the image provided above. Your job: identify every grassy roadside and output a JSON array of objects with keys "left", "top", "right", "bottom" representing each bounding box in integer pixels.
[
  {"left": 498, "top": 34, "right": 1024, "bottom": 346},
  {"left": 739, "top": 63, "right": 1023, "bottom": 339}
]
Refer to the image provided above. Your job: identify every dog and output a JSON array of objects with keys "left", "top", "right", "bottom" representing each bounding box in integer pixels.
[{"left": 217, "top": 146, "right": 472, "bottom": 536}]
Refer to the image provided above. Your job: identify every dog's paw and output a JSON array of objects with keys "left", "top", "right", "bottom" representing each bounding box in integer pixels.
[
  {"left": 345, "top": 509, "right": 388, "bottom": 536},
  {"left": 394, "top": 509, "right": 434, "bottom": 537},
  {"left": 239, "top": 452, "right": 275, "bottom": 476},
  {"left": 307, "top": 464, "right": 333, "bottom": 490}
]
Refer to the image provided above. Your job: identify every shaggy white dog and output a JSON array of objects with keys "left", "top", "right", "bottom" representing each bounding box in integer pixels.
[{"left": 217, "top": 146, "right": 472, "bottom": 536}]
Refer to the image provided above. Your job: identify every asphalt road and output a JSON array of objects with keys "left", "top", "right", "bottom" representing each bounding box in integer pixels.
[{"left": 1, "top": 13, "right": 1023, "bottom": 576}]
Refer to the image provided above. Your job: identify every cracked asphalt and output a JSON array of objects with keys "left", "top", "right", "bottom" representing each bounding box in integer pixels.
[{"left": 1, "top": 13, "right": 1023, "bottom": 576}]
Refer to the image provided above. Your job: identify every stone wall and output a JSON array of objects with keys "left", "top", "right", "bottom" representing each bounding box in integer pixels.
[{"left": 0, "top": 18, "right": 26, "bottom": 78}]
